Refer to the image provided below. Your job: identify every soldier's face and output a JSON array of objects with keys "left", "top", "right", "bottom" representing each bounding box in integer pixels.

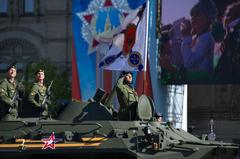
[
  {"left": 125, "top": 73, "right": 132, "bottom": 84},
  {"left": 36, "top": 71, "right": 45, "bottom": 81},
  {"left": 157, "top": 116, "right": 163, "bottom": 122},
  {"left": 7, "top": 68, "right": 17, "bottom": 78}
]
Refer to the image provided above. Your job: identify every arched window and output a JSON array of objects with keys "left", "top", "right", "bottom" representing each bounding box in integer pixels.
[{"left": 0, "top": 38, "right": 39, "bottom": 72}]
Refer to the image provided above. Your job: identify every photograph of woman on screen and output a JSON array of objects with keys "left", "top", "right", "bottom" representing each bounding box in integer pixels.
[{"left": 180, "top": 0, "right": 217, "bottom": 82}]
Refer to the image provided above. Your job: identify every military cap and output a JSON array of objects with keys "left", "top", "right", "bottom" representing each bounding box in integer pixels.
[
  {"left": 120, "top": 71, "right": 133, "bottom": 77},
  {"left": 155, "top": 112, "right": 163, "bottom": 117},
  {"left": 35, "top": 69, "right": 44, "bottom": 75},
  {"left": 7, "top": 65, "right": 17, "bottom": 71}
]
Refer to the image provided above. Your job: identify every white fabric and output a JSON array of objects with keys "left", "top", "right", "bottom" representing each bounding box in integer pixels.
[{"left": 100, "top": 3, "right": 148, "bottom": 71}]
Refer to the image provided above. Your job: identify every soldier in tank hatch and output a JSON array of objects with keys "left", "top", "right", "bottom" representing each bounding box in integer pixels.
[{"left": 116, "top": 71, "right": 138, "bottom": 121}]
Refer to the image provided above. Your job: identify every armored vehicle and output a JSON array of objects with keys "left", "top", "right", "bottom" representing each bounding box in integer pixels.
[{"left": 0, "top": 88, "right": 239, "bottom": 159}]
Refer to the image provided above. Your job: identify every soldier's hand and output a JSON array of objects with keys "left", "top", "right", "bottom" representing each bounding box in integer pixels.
[
  {"left": 8, "top": 107, "right": 17, "bottom": 114},
  {"left": 17, "top": 84, "right": 25, "bottom": 92},
  {"left": 46, "top": 90, "right": 51, "bottom": 96},
  {"left": 10, "top": 101, "right": 17, "bottom": 108},
  {"left": 46, "top": 99, "right": 51, "bottom": 105},
  {"left": 40, "top": 104, "right": 47, "bottom": 109},
  {"left": 120, "top": 74, "right": 127, "bottom": 78}
]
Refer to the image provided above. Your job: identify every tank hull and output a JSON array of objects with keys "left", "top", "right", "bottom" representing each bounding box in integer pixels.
[{"left": 0, "top": 120, "right": 238, "bottom": 159}]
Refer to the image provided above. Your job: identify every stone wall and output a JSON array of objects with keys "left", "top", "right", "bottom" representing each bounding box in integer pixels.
[{"left": 0, "top": 0, "right": 72, "bottom": 73}]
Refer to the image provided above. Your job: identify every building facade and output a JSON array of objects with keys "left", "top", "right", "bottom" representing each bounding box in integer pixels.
[{"left": 0, "top": 0, "right": 72, "bottom": 74}]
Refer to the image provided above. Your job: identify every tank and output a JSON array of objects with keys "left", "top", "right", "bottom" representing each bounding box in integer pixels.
[{"left": 0, "top": 88, "right": 239, "bottom": 159}]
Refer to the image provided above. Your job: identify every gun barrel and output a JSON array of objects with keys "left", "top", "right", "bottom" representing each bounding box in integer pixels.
[{"left": 41, "top": 80, "right": 54, "bottom": 106}]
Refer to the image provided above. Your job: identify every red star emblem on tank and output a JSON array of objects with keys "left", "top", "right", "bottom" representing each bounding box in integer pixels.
[{"left": 41, "top": 132, "right": 62, "bottom": 150}]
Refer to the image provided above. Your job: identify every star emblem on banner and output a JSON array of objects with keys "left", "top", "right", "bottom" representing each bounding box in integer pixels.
[
  {"left": 76, "top": 0, "right": 131, "bottom": 55},
  {"left": 41, "top": 132, "right": 62, "bottom": 150}
]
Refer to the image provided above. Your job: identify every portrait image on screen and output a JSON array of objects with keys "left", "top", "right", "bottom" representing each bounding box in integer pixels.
[{"left": 160, "top": 0, "right": 240, "bottom": 84}]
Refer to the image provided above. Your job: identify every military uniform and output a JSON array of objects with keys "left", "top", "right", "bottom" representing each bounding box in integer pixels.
[
  {"left": 0, "top": 78, "right": 21, "bottom": 120},
  {"left": 116, "top": 76, "right": 138, "bottom": 120},
  {"left": 28, "top": 82, "right": 49, "bottom": 117}
]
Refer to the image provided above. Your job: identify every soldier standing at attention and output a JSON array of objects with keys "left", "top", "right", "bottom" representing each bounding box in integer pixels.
[
  {"left": 0, "top": 65, "right": 24, "bottom": 121},
  {"left": 28, "top": 69, "right": 50, "bottom": 119},
  {"left": 116, "top": 71, "right": 138, "bottom": 120}
]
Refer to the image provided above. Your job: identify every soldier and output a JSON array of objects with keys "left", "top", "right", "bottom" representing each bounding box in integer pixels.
[
  {"left": 116, "top": 71, "right": 138, "bottom": 120},
  {"left": 28, "top": 69, "right": 50, "bottom": 119},
  {"left": 155, "top": 112, "right": 163, "bottom": 122},
  {"left": 0, "top": 65, "right": 24, "bottom": 121}
]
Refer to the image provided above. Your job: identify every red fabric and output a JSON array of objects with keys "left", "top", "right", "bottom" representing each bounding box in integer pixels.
[
  {"left": 104, "top": 0, "right": 113, "bottom": 7},
  {"left": 72, "top": 41, "right": 81, "bottom": 100},
  {"left": 123, "top": 24, "right": 137, "bottom": 55},
  {"left": 83, "top": 14, "right": 93, "bottom": 24},
  {"left": 92, "top": 38, "right": 100, "bottom": 47},
  {"left": 103, "top": 70, "right": 112, "bottom": 93},
  {"left": 136, "top": 60, "right": 153, "bottom": 98}
]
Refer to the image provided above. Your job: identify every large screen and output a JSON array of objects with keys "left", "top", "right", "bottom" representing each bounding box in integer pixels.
[{"left": 160, "top": 0, "right": 240, "bottom": 84}]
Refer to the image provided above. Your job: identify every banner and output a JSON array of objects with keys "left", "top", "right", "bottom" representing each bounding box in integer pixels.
[
  {"left": 99, "top": 2, "right": 149, "bottom": 71},
  {"left": 72, "top": 0, "right": 145, "bottom": 100}
]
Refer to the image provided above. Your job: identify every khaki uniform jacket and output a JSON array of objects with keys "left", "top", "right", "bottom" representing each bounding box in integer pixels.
[
  {"left": 28, "top": 82, "right": 47, "bottom": 108},
  {"left": 28, "top": 82, "right": 49, "bottom": 117},
  {"left": 0, "top": 78, "right": 19, "bottom": 119},
  {"left": 116, "top": 77, "right": 138, "bottom": 111}
]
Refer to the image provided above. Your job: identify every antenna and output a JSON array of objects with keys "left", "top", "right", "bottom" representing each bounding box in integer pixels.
[{"left": 208, "top": 119, "right": 216, "bottom": 141}]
